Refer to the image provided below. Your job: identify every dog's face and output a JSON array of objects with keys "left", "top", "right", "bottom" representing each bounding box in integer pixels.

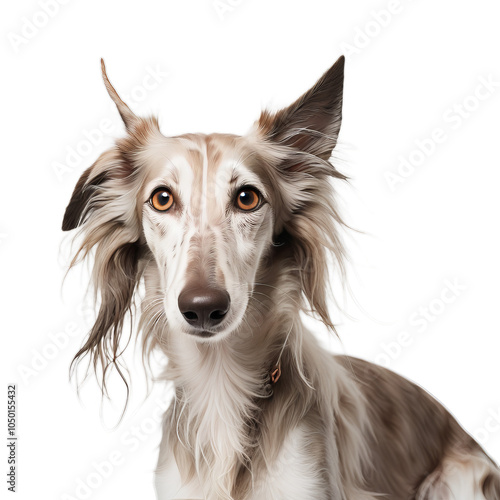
[
  {"left": 138, "top": 133, "right": 274, "bottom": 340},
  {"left": 63, "top": 57, "right": 345, "bottom": 362}
]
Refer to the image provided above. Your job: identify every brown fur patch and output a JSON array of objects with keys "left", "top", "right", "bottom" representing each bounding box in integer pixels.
[{"left": 336, "top": 356, "right": 483, "bottom": 498}]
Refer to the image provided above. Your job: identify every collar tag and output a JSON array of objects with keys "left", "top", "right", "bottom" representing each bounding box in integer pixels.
[{"left": 270, "top": 362, "right": 281, "bottom": 385}]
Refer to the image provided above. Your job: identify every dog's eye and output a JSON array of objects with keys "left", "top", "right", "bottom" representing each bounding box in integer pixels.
[
  {"left": 235, "top": 187, "right": 261, "bottom": 211},
  {"left": 150, "top": 187, "right": 174, "bottom": 212}
]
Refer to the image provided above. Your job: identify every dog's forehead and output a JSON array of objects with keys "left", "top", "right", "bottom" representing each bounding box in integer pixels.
[{"left": 140, "top": 132, "right": 264, "bottom": 206}]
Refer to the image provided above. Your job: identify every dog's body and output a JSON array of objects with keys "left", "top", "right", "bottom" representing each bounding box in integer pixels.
[{"left": 63, "top": 57, "right": 500, "bottom": 499}]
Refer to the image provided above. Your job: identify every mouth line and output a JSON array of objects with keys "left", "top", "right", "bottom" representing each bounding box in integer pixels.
[{"left": 185, "top": 328, "right": 219, "bottom": 338}]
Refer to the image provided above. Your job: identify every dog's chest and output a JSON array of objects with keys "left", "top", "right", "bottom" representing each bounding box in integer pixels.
[
  {"left": 245, "top": 423, "right": 328, "bottom": 500},
  {"left": 156, "top": 422, "right": 328, "bottom": 500}
]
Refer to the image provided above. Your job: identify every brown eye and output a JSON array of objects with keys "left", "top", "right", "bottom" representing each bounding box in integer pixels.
[
  {"left": 236, "top": 187, "right": 261, "bottom": 211},
  {"left": 150, "top": 188, "right": 174, "bottom": 212}
]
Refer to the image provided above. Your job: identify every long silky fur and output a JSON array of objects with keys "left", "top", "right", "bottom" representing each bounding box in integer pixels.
[
  {"left": 63, "top": 58, "right": 500, "bottom": 500},
  {"left": 65, "top": 117, "right": 161, "bottom": 399}
]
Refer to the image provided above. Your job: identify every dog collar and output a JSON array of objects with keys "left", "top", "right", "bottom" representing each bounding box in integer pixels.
[
  {"left": 263, "top": 360, "right": 282, "bottom": 398},
  {"left": 264, "top": 325, "right": 291, "bottom": 396}
]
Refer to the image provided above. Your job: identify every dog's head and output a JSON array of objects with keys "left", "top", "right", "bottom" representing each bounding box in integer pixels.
[{"left": 63, "top": 57, "right": 346, "bottom": 377}]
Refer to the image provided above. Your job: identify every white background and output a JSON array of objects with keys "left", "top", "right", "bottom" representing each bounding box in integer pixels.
[{"left": 2, "top": 1, "right": 500, "bottom": 499}]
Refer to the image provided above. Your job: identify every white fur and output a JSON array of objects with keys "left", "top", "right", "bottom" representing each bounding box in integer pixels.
[
  {"left": 156, "top": 423, "right": 329, "bottom": 500},
  {"left": 417, "top": 454, "right": 494, "bottom": 500},
  {"left": 247, "top": 424, "right": 328, "bottom": 500}
]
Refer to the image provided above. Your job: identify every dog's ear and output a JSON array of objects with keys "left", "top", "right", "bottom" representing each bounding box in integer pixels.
[
  {"left": 62, "top": 152, "right": 114, "bottom": 231},
  {"left": 61, "top": 146, "right": 136, "bottom": 231},
  {"left": 257, "top": 55, "right": 344, "bottom": 160},
  {"left": 62, "top": 144, "right": 143, "bottom": 392},
  {"left": 100, "top": 59, "right": 140, "bottom": 131},
  {"left": 61, "top": 165, "right": 97, "bottom": 231},
  {"left": 253, "top": 57, "right": 347, "bottom": 333},
  {"left": 62, "top": 60, "right": 141, "bottom": 231},
  {"left": 63, "top": 61, "right": 161, "bottom": 400}
]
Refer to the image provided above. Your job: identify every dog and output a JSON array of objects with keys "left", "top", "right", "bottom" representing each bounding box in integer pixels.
[{"left": 62, "top": 57, "right": 500, "bottom": 499}]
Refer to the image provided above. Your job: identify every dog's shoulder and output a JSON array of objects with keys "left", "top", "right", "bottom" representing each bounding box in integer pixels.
[{"left": 334, "top": 355, "right": 479, "bottom": 495}]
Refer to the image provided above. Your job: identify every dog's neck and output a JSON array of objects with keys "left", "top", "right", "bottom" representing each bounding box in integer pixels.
[
  {"left": 140, "top": 252, "right": 312, "bottom": 498},
  {"left": 159, "top": 275, "right": 301, "bottom": 498},
  {"left": 166, "top": 284, "right": 296, "bottom": 421}
]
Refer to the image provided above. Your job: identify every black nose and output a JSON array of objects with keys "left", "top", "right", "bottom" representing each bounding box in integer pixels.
[{"left": 178, "top": 287, "right": 230, "bottom": 330}]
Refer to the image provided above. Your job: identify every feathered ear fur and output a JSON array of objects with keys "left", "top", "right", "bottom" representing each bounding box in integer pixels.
[
  {"left": 258, "top": 55, "right": 344, "bottom": 161},
  {"left": 62, "top": 61, "right": 160, "bottom": 395},
  {"left": 255, "top": 56, "right": 347, "bottom": 330}
]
